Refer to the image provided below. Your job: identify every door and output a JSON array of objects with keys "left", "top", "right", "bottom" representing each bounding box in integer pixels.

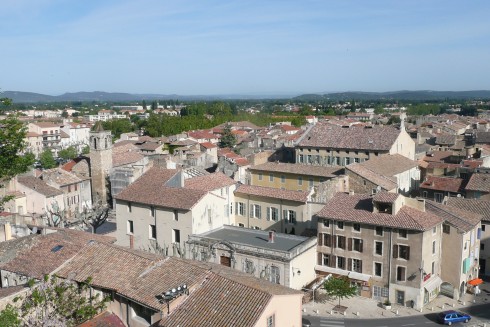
[
  {"left": 396, "top": 290, "right": 405, "bottom": 305},
  {"left": 440, "top": 282, "right": 454, "bottom": 298},
  {"left": 480, "top": 259, "right": 486, "bottom": 277},
  {"left": 220, "top": 255, "right": 231, "bottom": 267}
]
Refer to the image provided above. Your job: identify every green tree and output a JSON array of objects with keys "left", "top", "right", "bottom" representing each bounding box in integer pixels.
[
  {"left": 387, "top": 116, "right": 401, "bottom": 125},
  {"left": 219, "top": 123, "right": 237, "bottom": 148},
  {"left": 58, "top": 146, "right": 78, "bottom": 161},
  {"left": 39, "top": 149, "right": 57, "bottom": 169},
  {"left": 0, "top": 115, "right": 35, "bottom": 208},
  {"left": 12, "top": 275, "right": 108, "bottom": 326},
  {"left": 61, "top": 110, "right": 69, "bottom": 118},
  {"left": 0, "top": 304, "right": 20, "bottom": 327},
  {"left": 82, "top": 145, "right": 90, "bottom": 155},
  {"left": 323, "top": 276, "right": 358, "bottom": 306},
  {"left": 141, "top": 100, "right": 147, "bottom": 110}
]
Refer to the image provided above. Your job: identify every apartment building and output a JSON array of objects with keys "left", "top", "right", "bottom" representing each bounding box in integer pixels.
[
  {"left": 295, "top": 121, "right": 415, "bottom": 166},
  {"left": 28, "top": 122, "right": 62, "bottom": 155},
  {"left": 315, "top": 192, "right": 444, "bottom": 310}
]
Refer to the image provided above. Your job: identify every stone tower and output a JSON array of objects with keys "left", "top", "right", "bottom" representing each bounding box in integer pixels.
[{"left": 89, "top": 122, "right": 113, "bottom": 205}]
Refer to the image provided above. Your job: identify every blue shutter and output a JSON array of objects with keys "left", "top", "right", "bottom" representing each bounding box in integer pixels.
[{"left": 478, "top": 228, "right": 482, "bottom": 240}]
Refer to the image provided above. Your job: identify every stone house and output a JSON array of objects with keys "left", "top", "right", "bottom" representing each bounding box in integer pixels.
[{"left": 465, "top": 173, "right": 490, "bottom": 200}]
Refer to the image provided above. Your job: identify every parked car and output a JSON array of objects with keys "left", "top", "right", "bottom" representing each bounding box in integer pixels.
[
  {"left": 301, "top": 317, "right": 311, "bottom": 327},
  {"left": 437, "top": 310, "right": 471, "bottom": 325}
]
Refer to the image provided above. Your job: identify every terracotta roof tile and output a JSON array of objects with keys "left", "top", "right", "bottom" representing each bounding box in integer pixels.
[
  {"left": 17, "top": 175, "right": 63, "bottom": 197},
  {"left": 426, "top": 200, "right": 482, "bottom": 232},
  {"left": 372, "top": 192, "right": 400, "bottom": 203},
  {"left": 235, "top": 184, "right": 309, "bottom": 203},
  {"left": 353, "top": 154, "right": 419, "bottom": 177},
  {"left": 420, "top": 176, "right": 465, "bottom": 193},
  {"left": 316, "top": 193, "right": 443, "bottom": 231},
  {"left": 78, "top": 311, "right": 126, "bottom": 327},
  {"left": 114, "top": 167, "right": 207, "bottom": 210},
  {"left": 42, "top": 168, "right": 82, "bottom": 186},
  {"left": 200, "top": 142, "right": 217, "bottom": 149},
  {"left": 465, "top": 173, "right": 490, "bottom": 193},
  {"left": 185, "top": 172, "right": 236, "bottom": 192},
  {"left": 446, "top": 197, "right": 490, "bottom": 222},
  {"left": 346, "top": 164, "right": 398, "bottom": 191},
  {"left": 297, "top": 122, "right": 402, "bottom": 151},
  {"left": 250, "top": 162, "right": 342, "bottom": 178}
]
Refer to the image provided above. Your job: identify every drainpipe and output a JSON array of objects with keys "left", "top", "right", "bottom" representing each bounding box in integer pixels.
[{"left": 388, "top": 228, "right": 393, "bottom": 303}]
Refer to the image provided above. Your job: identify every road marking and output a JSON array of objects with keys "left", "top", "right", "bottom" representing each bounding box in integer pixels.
[
  {"left": 401, "top": 324, "right": 415, "bottom": 326},
  {"left": 320, "top": 320, "right": 344, "bottom": 327}
]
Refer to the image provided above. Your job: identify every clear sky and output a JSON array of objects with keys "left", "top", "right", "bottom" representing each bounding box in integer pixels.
[{"left": 1, "top": 0, "right": 490, "bottom": 96}]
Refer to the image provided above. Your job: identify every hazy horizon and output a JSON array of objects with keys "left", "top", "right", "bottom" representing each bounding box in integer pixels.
[{"left": 2, "top": 1, "right": 490, "bottom": 95}]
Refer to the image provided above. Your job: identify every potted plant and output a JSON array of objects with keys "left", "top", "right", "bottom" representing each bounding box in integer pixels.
[{"left": 383, "top": 299, "right": 392, "bottom": 310}]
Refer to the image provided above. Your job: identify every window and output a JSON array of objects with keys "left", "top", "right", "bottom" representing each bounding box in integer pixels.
[
  {"left": 284, "top": 210, "right": 296, "bottom": 224},
  {"left": 352, "top": 259, "right": 362, "bottom": 273},
  {"left": 396, "top": 266, "right": 406, "bottom": 281},
  {"left": 323, "top": 219, "right": 330, "bottom": 228},
  {"left": 127, "top": 220, "right": 134, "bottom": 234},
  {"left": 336, "top": 235, "right": 346, "bottom": 249},
  {"left": 432, "top": 226, "right": 437, "bottom": 234},
  {"left": 432, "top": 240, "right": 436, "bottom": 254},
  {"left": 173, "top": 229, "right": 180, "bottom": 243},
  {"left": 298, "top": 177, "right": 303, "bottom": 185},
  {"left": 422, "top": 191, "right": 428, "bottom": 198},
  {"left": 267, "top": 314, "right": 275, "bottom": 327},
  {"left": 431, "top": 261, "right": 435, "bottom": 275},
  {"left": 374, "top": 262, "right": 382, "bottom": 277},
  {"left": 281, "top": 175, "right": 285, "bottom": 183},
  {"left": 208, "top": 208, "right": 212, "bottom": 223},
  {"left": 149, "top": 224, "right": 156, "bottom": 239},
  {"left": 435, "top": 193, "right": 443, "bottom": 203},
  {"left": 375, "top": 226, "right": 383, "bottom": 236},
  {"left": 322, "top": 254, "right": 330, "bottom": 266},
  {"left": 309, "top": 178, "right": 314, "bottom": 187},
  {"left": 375, "top": 241, "right": 383, "bottom": 255},
  {"left": 443, "top": 224, "right": 450, "bottom": 234},
  {"left": 269, "top": 173, "right": 274, "bottom": 182},
  {"left": 128, "top": 203, "right": 132, "bottom": 213},
  {"left": 269, "top": 266, "right": 280, "bottom": 284},
  {"left": 230, "top": 202, "right": 233, "bottom": 214},
  {"left": 236, "top": 202, "right": 245, "bottom": 216},
  {"left": 150, "top": 206, "right": 155, "bottom": 217},
  {"left": 250, "top": 204, "right": 261, "bottom": 219},
  {"left": 267, "top": 207, "right": 279, "bottom": 221},
  {"left": 337, "top": 256, "right": 346, "bottom": 269},
  {"left": 398, "top": 229, "right": 407, "bottom": 239},
  {"left": 173, "top": 210, "right": 178, "bottom": 221},
  {"left": 337, "top": 221, "right": 344, "bottom": 230},
  {"left": 395, "top": 245, "right": 410, "bottom": 260},
  {"left": 353, "top": 223, "right": 361, "bottom": 232},
  {"left": 258, "top": 173, "right": 263, "bottom": 181},
  {"left": 352, "top": 238, "right": 363, "bottom": 252},
  {"left": 482, "top": 224, "right": 486, "bottom": 232}
]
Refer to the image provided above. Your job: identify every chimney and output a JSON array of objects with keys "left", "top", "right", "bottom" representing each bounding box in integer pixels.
[
  {"left": 268, "top": 231, "right": 275, "bottom": 243},
  {"left": 349, "top": 190, "right": 355, "bottom": 196},
  {"left": 129, "top": 234, "right": 134, "bottom": 249}
]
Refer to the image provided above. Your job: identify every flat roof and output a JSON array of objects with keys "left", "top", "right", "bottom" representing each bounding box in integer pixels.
[{"left": 196, "top": 225, "right": 312, "bottom": 252}]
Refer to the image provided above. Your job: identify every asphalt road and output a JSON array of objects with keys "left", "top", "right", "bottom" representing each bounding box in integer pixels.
[{"left": 303, "top": 303, "right": 490, "bottom": 327}]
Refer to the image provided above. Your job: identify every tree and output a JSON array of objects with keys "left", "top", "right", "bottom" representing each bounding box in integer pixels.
[
  {"left": 46, "top": 201, "right": 66, "bottom": 227},
  {"left": 0, "top": 115, "right": 35, "bottom": 209},
  {"left": 141, "top": 100, "right": 147, "bottom": 110},
  {"left": 218, "top": 123, "right": 236, "bottom": 148},
  {"left": 10, "top": 275, "right": 108, "bottom": 326},
  {"left": 323, "top": 276, "right": 358, "bottom": 306},
  {"left": 82, "top": 145, "right": 90, "bottom": 155},
  {"left": 58, "top": 146, "right": 77, "bottom": 161},
  {"left": 0, "top": 304, "right": 20, "bottom": 327},
  {"left": 39, "top": 149, "right": 57, "bottom": 169},
  {"left": 76, "top": 195, "right": 109, "bottom": 234},
  {"left": 387, "top": 116, "right": 401, "bottom": 125},
  {"left": 61, "top": 110, "right": 69, "bottom": 118}
]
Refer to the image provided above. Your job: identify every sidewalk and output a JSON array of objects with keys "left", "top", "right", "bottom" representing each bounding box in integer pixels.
[{"left": 303, "top": 284, "right": 490, "bottom": 320}]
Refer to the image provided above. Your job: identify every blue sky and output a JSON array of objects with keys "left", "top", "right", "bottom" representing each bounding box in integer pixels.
[{"left": 1, "top": 0, "right": 490, "bottom": 95}]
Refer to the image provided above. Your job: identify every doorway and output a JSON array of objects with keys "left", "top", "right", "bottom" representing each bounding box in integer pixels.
[
  {"left": 220, "top": 255, "right": 231, "bottom": 267},
  {"left": 396, "top": 290, "right": 405, "bottom": 305}
]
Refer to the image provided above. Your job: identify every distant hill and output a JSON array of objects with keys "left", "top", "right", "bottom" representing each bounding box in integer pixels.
[
  {"left": 3, "top": 90, "right": 490, "bottom": 103},
  {"left": 2, "top": 91, "right": 295, "bottom": 103},
  {"left": 294, "top": 90, "right": 490, "bottom": 102}
]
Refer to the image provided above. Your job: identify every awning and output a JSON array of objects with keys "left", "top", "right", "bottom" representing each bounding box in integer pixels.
[
  {"left": 468, "top": 278, "right": 483, "bottom": 286},
  {"left": 424, "top": 276, "right": 442, "bottom": 293},
  {"left": 315, "top": 265, "right": 371, "bottom": 282}
]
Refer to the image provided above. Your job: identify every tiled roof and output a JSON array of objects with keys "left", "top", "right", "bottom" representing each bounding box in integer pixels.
[
  {"left": 372, "top": 192, "right": 400, "bottom": 203},
  {"left": 297, "top": 122, "right": 402, "bottom": 150},
  {"left": 446, "top": 197, "right": 490, "bottom": 222},
  {"left": 316, "top": 193, "right": 443, "bottom": 231},
  {"left": 112, "top": 142, "right": 144, "bottom": 167},
  {"left": 137, "top": 142, "right": 161, "bottom": 151},
  {"left": 475, "top": 131, "right": 490, "bottom": 144},
  {"left": 188, "top": 130, "right": 216, "bottom": 140},
  {"left": 426, "top": 200, "right": 482, "bottom": 232},
  {"left": 0, "top": 285, "right": 27, "bottom": 299},
  {"left": 26, "top": 131, "right": 41, "bottom": 137},
  {"left": 345, "top": 164, "right": 398, "bottom": 191},
  {"left": 114, "top": 167, "right": 208, "bottom": 210},
  {"left": 0, "top": 229, "right": 115, "bottom": 280},
  {"left": 32, "top": 122, "right": 60, "bottom": 128},
  {"left": 353, "top": 154, "right": 419, "bottom": 177},
  {"left": 55, "top": 242, "right": 299, "bottom": 326},
  {"left": 200, "top": 142, "right": 217, "bottom": 149},
  {"left": 420, "top": 176, "right": 465, "bottom": 193},
  {"left": 184, "top": 172, "right": 236, "bottom": 192},
  {"left": 249, "top": 162, "right": 342, "bottom": 178},
  {"left": 423, "top": 151, "right": 453, "bottom": 162},
  {"left": 435, "top": 134, "right": 456, "bottom": 145},
  {"left": 17, "top": 175, "right": 63, "bottom": 197},
  {"left": 235, "top": 184, "right": 309, "bottom": 203},
  {"left": 42, "top": 168, "right": 82, "bottom": 186},
  {"left": 78, "top": 311, "right": 126, "bottom": 327},
  {"left": 465, "top": 173, "right": 490, "bottom": 193}
]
